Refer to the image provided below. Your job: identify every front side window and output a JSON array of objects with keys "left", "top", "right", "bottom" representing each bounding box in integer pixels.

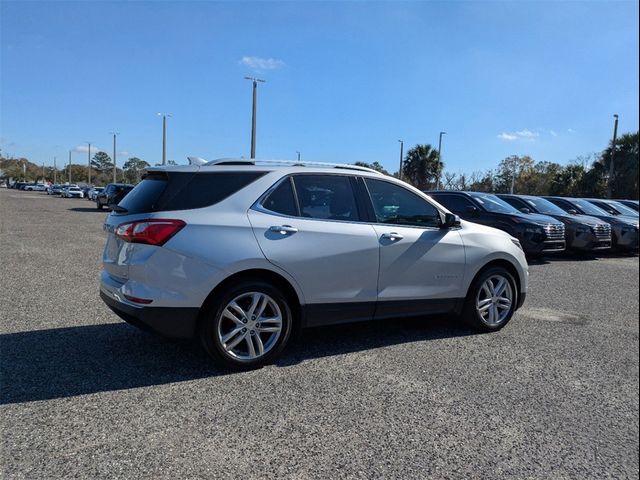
[
  {"left": 292, "top": 175, "right": 360, "bottom": 221},
  {"left": 365, "top": 179, "right": 441, "bottom": 227}
]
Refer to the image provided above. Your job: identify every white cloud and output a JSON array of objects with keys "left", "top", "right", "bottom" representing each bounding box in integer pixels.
[
  {"left": 497, "top": 132, "right": 518, "bottom": 141},
  {"left": 550, "top": 130, "right": 558, "bottom": 137},
  {"left": 515, "top": 129, "right": 539, "bottom": 138},
  {"left": 567, "top": 128, "right": 576, "bottom": 133},
  {"left": 497, "top": 129, "right": 540, "bottom": 141},
  {"left": 239, "top": 56, "right": 285, "bottom": 71},
  {"left": 73, "top": 145, "right": 102, "bottom": 154},
  {"left": 118, "top": 151, "right": 130, "bottom": 157}
]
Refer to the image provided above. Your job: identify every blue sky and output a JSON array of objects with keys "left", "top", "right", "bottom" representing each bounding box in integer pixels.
[{"left": 1, "top": 1, "right": 638, "bottom": 175}]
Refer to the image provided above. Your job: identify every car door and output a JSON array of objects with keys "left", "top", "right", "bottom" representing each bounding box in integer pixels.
[
  {"left": 362, "top": 178, "right": 466, "bottom": 319},
  {"left": 248, "top": 174, "right": 380, "bottom": 326}
]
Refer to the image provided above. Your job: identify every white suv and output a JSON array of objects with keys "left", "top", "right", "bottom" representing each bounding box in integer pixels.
[{"left": 100, "top": 159, "right": 528, "bottom": 368}]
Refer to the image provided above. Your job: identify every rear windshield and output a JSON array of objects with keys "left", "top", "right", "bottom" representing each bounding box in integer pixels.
[{"left": 118, "top": 171, "right": 266, "bottom": 214}]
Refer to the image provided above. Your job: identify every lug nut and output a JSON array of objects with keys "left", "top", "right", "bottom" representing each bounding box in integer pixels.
[
  {"left": 242, "top": 319, "right": 248, "bottom": 324},
  {"left": 251, "top": 316, "right": 256, "bottom": 320},
  {"left": 241, "top": 328, "right": 247, "bottom": 333}
]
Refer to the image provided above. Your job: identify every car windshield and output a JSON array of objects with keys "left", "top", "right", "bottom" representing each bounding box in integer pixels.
[
  {"left": 470, "top": 193, "right": 520, "bottom": 214},
  {"left": 572, "top": 199, "right": 609, "bottom": 216},
  {"left": 524, "top": 197, "right": 567, "bottom": 215},
  {"left": 609, "top": 201, "right": 639, "bottom": 217}
]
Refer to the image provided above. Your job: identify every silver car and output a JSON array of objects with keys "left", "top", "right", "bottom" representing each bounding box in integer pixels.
[{"left": 100, "top": 159, "right": 529, "bottom": 368}]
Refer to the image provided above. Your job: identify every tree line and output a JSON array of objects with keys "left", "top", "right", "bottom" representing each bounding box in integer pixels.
[
  {"left": 356, "top": 131, "right": 639, "bottom": 199},
  {"left": 0, "top": 151, "right": 151, "bottom": 185}
]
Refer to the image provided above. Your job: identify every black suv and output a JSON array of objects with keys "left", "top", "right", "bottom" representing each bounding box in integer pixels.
[
  {"left": 428, "top": 191, "right": 566, "bottom": 255},
  {"left": 498, "top": 194, "right": 611, "bottom": 252},
  {"left": 96, "top": 183, "right": 134, "bottom": 210},
  {"left": 544, "top": 196, "right": 639, "bottom": 252}
]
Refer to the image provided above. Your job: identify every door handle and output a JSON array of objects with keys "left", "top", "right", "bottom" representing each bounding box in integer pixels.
[
  {"left": 381, "top": 232, "right": 403, "bottom": 241},
  {"left": 269, "top": 225, "right": 298, "bottom": 235}
]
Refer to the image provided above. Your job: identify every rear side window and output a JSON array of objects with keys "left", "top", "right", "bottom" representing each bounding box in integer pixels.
[
  {"left": 293, "top": 175, "right": 360, "bottom": 221},
  {"left": 262, "top": 178, "right": 298, "bottom": 216},
  {"left": 118, "top": 171, "right": 266, "bottom": 214}
]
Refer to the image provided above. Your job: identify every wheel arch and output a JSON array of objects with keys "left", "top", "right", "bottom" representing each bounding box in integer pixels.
[
  {"left": 197, "top": 268, "right": 303, "bottom": 332},
  {"left": 466, "top": 259, "right": 523, "bottom": 308}
]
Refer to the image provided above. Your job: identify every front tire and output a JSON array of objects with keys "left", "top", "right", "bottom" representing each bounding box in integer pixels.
[
  {"left": 96, "top": 201, "right": 103, "bottom": 210},
  {"left": 199, "top": 281, "right": 293, "bottom": 369},
  {"left": 462, "top": 267, "right": 517, "bottom": 332}
]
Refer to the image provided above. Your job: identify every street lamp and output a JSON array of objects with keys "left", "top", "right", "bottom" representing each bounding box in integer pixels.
[
  {"left": 110, "top": 132, "right": 119, "bottom": 183},
  {"left": 437, "top": 131, "right": 446, "bottom": 190},
  {"left": 244, "top": 77, "right": 265, "bottom": 159},
  {"left": 296, "top": 151, "right": 301, "bottom": 162},
  {"left": 86, "top": 141, "right": 92, "bottom": 184},
  {"left": 608, "top": 114, "right": 619, "bottom": 199},
  {"left": 398, "top": 140, "right": 404, "bottom": 180},
  {"left": 157, "top": 113, "right": 172, "bottom": 165}
]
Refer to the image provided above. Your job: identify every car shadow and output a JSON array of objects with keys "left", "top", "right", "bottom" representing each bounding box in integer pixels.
[
  {"left": 1, "top": 317, "right": 472, "bottom": 405},
  {"left": 68, "top": 207, "right": 106, "bottom": 213}
]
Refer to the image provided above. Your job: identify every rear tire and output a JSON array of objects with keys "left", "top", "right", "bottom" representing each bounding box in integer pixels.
[
  {"left": 199, "top": 280, "right": 293, "bottom": 370},
  {"left": 462, "top": 267, "right": 517, "bottom": 332},
  {"left": 96, "top": 201, "right": 103, "bottom": 210}
]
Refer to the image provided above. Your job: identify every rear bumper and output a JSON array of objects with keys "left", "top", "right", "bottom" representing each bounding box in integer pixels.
[{"left": 100, "top": 290, "right": 199, "bottom": 338}]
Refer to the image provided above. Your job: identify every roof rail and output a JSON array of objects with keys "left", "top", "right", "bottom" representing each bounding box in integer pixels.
[{"left": 201, "top": 158, "right": 383, "bottom": 174}]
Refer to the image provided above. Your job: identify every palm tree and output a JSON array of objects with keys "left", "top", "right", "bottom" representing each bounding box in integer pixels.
[{"left": 401, "top": 144, "right": 443, "bottom": 190}]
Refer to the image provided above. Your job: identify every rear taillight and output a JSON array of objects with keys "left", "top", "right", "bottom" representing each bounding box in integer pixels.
[{"left": 115, "top": 219, "right": 186, "bottom": 246}]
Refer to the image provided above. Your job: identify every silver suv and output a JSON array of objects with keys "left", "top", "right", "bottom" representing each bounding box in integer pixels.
[{"left": 100, "top": 159, "right": 528, "bottom": 368}]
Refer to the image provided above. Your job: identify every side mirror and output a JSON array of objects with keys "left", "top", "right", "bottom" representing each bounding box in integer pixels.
[
  {"left": 567, "top": 209, "right": 578, "bottom": 215},
  {"left": 441, "top": 213, "right": 461, "bottom": 229},
  {"left": 465, "top": 205, "right": 480, "bottom": 217},
  {"left": 520, "top": 207, "right": 531, "bottom": 214}
]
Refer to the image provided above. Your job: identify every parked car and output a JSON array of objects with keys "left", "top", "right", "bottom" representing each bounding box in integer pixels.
[
  {"left": 100, "top": 159, "right": 529, "bottom": 368},
  {"left": 497, "top": 194, "right": 612, "bottom": 252},
  {"left": 96, "top": 183, "right": 134, "bottom": 210},
  {"left": 61, "top": 186, "right": 84, "bottom": 198},
  {"left": 87, "top": 187, "right": 104, "bottom": 201},
  {"left": 544, "top": 197, "right": 639, "bottom": 252},
  {"left": 427, "top": 191, "right": 566, "bottom": 255},
  {"left": 616, "top": 200, "right": 639, "bottom": 212},
  {"left": 585, "top": 199, "right": 639, "bottom": 219}
]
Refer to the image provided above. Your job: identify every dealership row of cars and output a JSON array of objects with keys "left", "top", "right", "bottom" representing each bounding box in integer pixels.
[
  {"left": 428, "top": 191, "right": 639, "bottom": 255},
  {"left": 8, "top": 181, "right": 134, "bottom": 210},
  {"left": 7, "top": 179, "right": 638, "bottom": 256}
]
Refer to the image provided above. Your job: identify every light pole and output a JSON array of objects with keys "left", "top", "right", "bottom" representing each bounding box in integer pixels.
[
  {"left": 296, "top": 151, "right": 301, "bottom": 162},
  {"left": 608, "top": 114, "right": 619, "bottom": 199},
  {"left": 68, "top": 151, "right": 72, "bottom": 184},
  {"left": 53, "top": 157, "right": 57, "bottom": 184},
  {"left": 398, "top": 140, "right": 404, "bottom": 180},
  {"left": 157, "top": 113, "right": 172, "bottom": 165},
  {"left": 244, "top": 77, "right": 265, "bottom": 159},
  {"left": 42, "top": 163, "right": 45, "bottom": 182},
  {"left": 110, "top": 132, "right": 119, "bottom": 183},
  {"left": 437, "top": 131, "right": 446, "bottom": 190},
  {"left": 87, "top": 142, "right": 92, "bottom": 184}
]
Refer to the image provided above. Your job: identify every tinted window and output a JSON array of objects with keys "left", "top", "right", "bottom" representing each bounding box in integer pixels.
[
  {"left": 433, "top": 194, "right": 476, "bottom": 214},
  {"left": 293, "top": 175, "right": 359, "bottom": 221},
  {"left": 262, "top": 178, "right": 298, "bottom": 216},
  {"left": 119, "top": 171, "right": 265, "bottom": 214},
  {"left": 366, "top": 179, "right": 440, "bottom": 227}
]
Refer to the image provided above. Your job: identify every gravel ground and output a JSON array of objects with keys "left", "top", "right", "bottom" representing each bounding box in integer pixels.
[{"left": 1, "top": 189, "right": 638, "bottom": 479}]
